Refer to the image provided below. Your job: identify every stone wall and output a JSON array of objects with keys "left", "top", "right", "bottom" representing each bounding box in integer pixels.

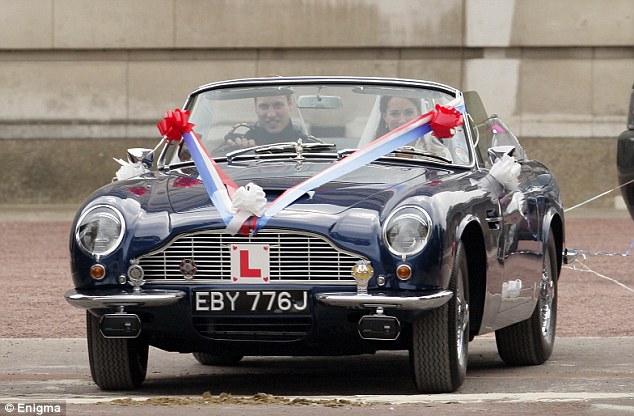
[{"left": 1, "top": 0, "right": 633, "bottom": 207}]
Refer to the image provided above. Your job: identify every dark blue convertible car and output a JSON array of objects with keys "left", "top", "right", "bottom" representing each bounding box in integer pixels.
[
  {"left": 65, "top": 76, "right": 566, "bottom": 393},
  {"left": 617, "top": 82, "right": 634, "bottom": 220}
]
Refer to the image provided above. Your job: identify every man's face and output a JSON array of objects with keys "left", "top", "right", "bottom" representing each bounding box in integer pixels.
[{"left": 255, "top": 95, "right": 292, "bottom": 134}]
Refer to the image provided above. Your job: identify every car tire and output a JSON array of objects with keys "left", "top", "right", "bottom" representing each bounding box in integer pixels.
[
  {"left": 86, "top": 311, "right": 148, "bottom": 390},
  {"left": 192, "top": 352, "right": 244, "bottom": 366},
  {"left": 495, "top": 233, "right": 558, "bottom": 365},
  {"left": 410, "top": 241, "right": 470, "bottom": 393}
]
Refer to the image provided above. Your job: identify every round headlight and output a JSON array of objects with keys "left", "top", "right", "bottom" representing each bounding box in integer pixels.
[
  {"left": 75, "top": 205, "right": 125, "bottom": 257},
  {"left": 383, "top": 206, "right": 431, "bottom": 256}
]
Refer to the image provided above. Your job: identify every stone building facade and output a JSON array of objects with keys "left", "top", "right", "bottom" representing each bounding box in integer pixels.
[{"left": 1, "top": 0, "right": 633, "bottom": 207}]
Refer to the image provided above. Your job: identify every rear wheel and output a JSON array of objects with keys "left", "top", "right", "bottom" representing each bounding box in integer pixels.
[
  {"left": 409, "top": 242, "right": 470, "bottom": 393},
  {"left": 192, "top": 352, "right": 244, "bottom": 366},
  {"left": 86, "top": 311, "right": 148, "bottom": 390},
  {"left": 495, "top": 233, "right": 558, "bottom": 365}
]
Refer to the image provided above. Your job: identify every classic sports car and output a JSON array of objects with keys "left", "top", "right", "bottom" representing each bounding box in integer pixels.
[
  {"left": 65, "top": 76, "right": 566, "bottom": 393},
  {"left": 617, "top": 82, "right": 634, "bottom": 220}
]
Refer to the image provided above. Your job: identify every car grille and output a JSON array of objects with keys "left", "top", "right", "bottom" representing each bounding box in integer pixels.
[
  {"left": 137, "top": 229, "right": 365, "bottom": 283},
  {"left": 193, "top": 316, "right": 312, "bottom": 341}
]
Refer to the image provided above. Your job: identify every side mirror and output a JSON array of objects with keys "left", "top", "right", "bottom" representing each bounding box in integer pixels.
[
  {"left": 487, "top": 145, "right": 516, "bottom": 165},
  {"left": 127, "top": 148, "right": 154, "bottom": 167}
]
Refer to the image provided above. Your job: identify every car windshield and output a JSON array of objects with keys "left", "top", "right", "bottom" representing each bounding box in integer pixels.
[{"left": 185, "top": 82, "right": 473, "bottom": 166}]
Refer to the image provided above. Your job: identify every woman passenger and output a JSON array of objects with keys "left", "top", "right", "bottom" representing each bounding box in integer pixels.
[{"left": 376, "top": 96, "right": 452, "bottom": 161}]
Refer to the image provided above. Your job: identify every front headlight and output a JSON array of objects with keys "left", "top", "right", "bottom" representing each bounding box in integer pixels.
[
  {"left": 75, "top": 205, "right": 125, "bottom": 257},
  {"left": 383, "top": 206, "right": 431, "bottom": 256}
]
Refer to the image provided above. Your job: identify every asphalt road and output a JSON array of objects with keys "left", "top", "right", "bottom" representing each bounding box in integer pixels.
[
  {"left": 1, "top": 205, "right": 633, "bottom": 415},
  {"left": 1, "top": 337, "right": 633, "bottom": 415}
]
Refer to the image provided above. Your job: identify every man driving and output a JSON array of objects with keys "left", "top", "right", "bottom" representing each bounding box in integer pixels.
[{"left": 225, "top": 94, "right": 302, "bottom": 148}]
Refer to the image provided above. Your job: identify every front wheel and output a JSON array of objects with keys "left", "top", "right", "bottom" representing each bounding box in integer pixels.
[
  {"left": 86, "top": 311, "right": 148, "bottom": 390},
  {"left": 495, "top": 233, "right": 558, "bottom": 365},
  {"left": 409, "top": 242, "right": 470, "bottom": 393}
]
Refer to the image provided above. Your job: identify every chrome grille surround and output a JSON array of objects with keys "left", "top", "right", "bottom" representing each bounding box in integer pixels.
[{"left": 137, "top": 229, "right": 366, "bottom": 284}]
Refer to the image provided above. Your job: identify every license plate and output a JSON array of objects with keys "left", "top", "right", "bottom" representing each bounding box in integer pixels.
[{"left": 193, "top": 290, "right": 310, "bottom": 314}]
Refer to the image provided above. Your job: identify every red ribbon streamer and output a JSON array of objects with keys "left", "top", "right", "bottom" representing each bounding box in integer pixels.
[
  {"left": 157, "top": 109, "right": 195, "bottom": 142},
  {"left": 156, "top": 109, "right": 240, "bottom": 222}
]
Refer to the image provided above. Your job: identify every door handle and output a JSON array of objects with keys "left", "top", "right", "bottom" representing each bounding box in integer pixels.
[{"left": 486, "top": 210, "right": 502, "bottom": 229}]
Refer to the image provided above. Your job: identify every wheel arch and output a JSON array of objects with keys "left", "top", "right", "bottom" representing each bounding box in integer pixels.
[
  {"left": 455, "top": 216, "right": 487, "bottom": 338},
  {"left": 543, "top": 209, "right": 564, "bottom": 278}
]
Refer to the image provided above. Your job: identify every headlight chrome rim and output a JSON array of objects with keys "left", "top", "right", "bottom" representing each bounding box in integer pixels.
[
  {"left": 75, "top": 204, "right": 126, "bottom": 257},
  {"left": 383, "top": 206, "right": 432, "bottom": 256}
]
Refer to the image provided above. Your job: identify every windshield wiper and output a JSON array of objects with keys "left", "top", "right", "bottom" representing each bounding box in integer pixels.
[
  {"left": 390, "top": 146, "right": 452, "bottom": 163},
  {"left": 226, "top": 140, "right": 336, "bottom": 162},
  {"left": 256, "top": 142, "right": 335, "bottom": 153},
  {"left": 336, "top": 147, "right": 452, "bottom": 164}
]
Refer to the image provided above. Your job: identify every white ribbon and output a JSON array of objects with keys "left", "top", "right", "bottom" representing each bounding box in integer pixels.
[
  {"left": 225, "top": 182, "right": 267, "bottom": 235},
  {"left": 113, "top": 158, "right": 149, "bottom": 181}
]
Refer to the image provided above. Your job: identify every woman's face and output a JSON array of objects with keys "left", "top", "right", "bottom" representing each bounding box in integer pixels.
[{"left": 383, "top": 97, "right": 419, "bottom": 131}]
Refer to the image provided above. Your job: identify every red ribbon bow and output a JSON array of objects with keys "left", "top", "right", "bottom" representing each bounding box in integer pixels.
[
  {"left": 429, "top": 104, "right": 463, "bottom": 139},
  {"left": 157, "top": 109, "right": 195, "bottom": 142}
]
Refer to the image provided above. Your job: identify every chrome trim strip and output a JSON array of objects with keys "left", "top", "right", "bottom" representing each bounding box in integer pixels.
[
  {"left": 316, "top": 290, "right": 453, "bottom": 310},
  {"left": 189, "top": 76, "right": 460, "bottom": 100},
  {"left": 65, "top": 289, "right": 186, "bottom": 309},
  {"left": 145, "top": 279, "right": 356, "bottom": 286}
]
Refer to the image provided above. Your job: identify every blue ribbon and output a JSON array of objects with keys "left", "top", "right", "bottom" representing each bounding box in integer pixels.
[
  {"left": 179, "top": 99, "right": 465, "bottom": 235},
  {"left": 182, "top": 132, "right": 235, "bottom": 225},
  {"left": 254, "top": 101, "right": 465, "bottom": 232}
]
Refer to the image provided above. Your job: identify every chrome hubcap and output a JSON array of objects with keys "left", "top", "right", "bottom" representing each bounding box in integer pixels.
[
  {"left": 539, "top": 255, "right": 555, "bottom": 340},
  {"left": 456, "top": 275, "right": 469, "bottom": 367}
]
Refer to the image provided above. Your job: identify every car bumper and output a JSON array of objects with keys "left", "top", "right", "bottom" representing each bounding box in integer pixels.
[
  {"left": 64, "top": 286, "right": 451, "bottom": 352},
  {"left": 65, "top": 287, "right": 452, "bottom": 311},
  {"left": 316, "top": 290, "right": 453, "bottom": 310},
  {"left": 65, "top": 288, "right": 186, "bottom": 309}
]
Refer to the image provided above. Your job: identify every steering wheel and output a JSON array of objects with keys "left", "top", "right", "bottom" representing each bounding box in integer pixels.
[
  {"left": 214, "top": 123, "right": 322, "bottom": 154},
  {"left": 212, "top": 123, "right": 255, "bottom": 153}
]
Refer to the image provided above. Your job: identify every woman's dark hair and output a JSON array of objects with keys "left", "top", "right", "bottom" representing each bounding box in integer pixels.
[{"left": 375, "top": 96, "right": 422, "bottom": 138}]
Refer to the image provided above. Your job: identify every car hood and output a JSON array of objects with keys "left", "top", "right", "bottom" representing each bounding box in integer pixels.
[
  {"left": 166, "top": 161, "right": 447, "bottom": 216},
  {"left": 75, "top": 160, "right": 475, "bottom": 276},
  {"left": 81, "top": 160, "right": 465, "bottom": 259}
]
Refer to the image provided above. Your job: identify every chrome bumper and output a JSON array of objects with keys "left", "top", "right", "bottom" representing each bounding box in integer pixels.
[
  {"left": 316, "top": 290, "right": 453, "bottom": 310},
  {"left": 65, "top": 288, "right": 186, "bottom": 309}
]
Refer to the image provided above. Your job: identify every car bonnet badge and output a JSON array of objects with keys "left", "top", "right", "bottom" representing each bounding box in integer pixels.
[
  {"left": 352, "top": 260, "right": 374, "bottom": 294},
  {"left": 180, "top": 258, "right": 197, "bottom": 279}
]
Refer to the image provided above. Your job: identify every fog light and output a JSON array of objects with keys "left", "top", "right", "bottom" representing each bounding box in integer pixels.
[
  {"left": 90, "top": 264, "right": 106, "bottom": 280},
  {"left": 396, "top": 264, "right": 412, "bottom": 280}
]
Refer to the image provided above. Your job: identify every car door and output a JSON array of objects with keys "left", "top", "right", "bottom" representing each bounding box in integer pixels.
[
  {"left": 470, "top": 117, "right": 542, "bottom": 326},
  {"left": 482, "top": 119, "right": 543, "bottom": 321}
]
